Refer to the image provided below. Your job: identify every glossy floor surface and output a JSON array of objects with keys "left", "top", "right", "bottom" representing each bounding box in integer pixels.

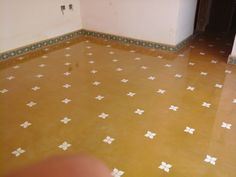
[{"left": 1, "top": 35, "right": 236, "bottom": 177}]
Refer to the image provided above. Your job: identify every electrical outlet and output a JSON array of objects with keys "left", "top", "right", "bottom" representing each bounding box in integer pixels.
[
  {"left": 61, "top": 5, "right": 66, "bottom": 14},
  {"left": 69, "top": 4, "right": 73, "bottom": 10}
]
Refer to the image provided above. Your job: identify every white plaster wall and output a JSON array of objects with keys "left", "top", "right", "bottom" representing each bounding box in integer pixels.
[
  {"left": 175, "top": 0, "right": 198, "bottom": 44},
  {"left": 231, "top": 35, "right": 236, "bottom": 56},
  {"left": 1, "top": 0, "right": 198, "bottom": 52},
  {"left": 80, "top": 0, "right": 198, "bottom": 46},
  {"left": 0, "top": 0, "right": 82, "bottom": 52},
  {"left": 80, "top": 0, "right": 180, "bottom": 45}
]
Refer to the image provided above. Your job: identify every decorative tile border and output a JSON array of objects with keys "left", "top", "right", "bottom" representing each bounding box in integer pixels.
[
  {"left": 227, "top": 55, "right": 236, "bottom": 65},
  {"left": 0, "top": 30, "right": 83, "bottom": 61},
  {"left": 82, "top": 29, "right": 193, "bottom": 52},
  {"left": 0, "top": 29, "right": 192, "bottom": 61}
]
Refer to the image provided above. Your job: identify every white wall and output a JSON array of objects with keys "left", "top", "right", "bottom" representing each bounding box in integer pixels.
[
  {"left": 0, "top": 0, "right": 82, "bottom": 52},
  {"left": 231, "top": 35, "right": 236, "bottom": 56},
  {"left": 80, "top": 0, "right": 198, "bottom": 46},
  {"left": 80, "top": 0, "right": 179, "bottom": 45},
  {"left": 0, "top": 0, "right": 198, "bottom": 52},
  {"left": 175, "top": 0, "right": 198, "bottom": 44}
]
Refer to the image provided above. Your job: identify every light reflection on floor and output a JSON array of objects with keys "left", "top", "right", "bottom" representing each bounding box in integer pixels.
[{"left": 1, "top": 34, "right": 236, "bottom": 177}]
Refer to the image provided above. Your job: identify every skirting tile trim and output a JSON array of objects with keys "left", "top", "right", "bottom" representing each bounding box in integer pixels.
[
  {"left": 0, "top": 29, "right": 192, "bottom": 61},
  {"left": 0, "top": 30, "right": 83, "bottom": 61},
  {"left": 82, "top": 29, "right": 192, "bottom": 52},
  {"left": 227, "top": 55, "right": 236, "bottom": 65}
]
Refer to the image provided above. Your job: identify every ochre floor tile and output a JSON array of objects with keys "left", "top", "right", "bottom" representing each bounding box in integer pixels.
[{"left": 0, "top": 34, "right": 236, "bottom": 177}]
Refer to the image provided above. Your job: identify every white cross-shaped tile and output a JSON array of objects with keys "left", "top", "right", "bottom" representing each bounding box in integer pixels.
[
  {"left": 26, "top": 101, "right": 37, "bottom": 107},
  {"left": 112, "top": 59, "right": 118, "bottom": 62},
  {"left": 65, "top": 47, "right": 71, "bottom": 50},
  {"left": 221, "top": 122, "right": 232, "bottom": 129},
  {"left": 92, "top": 81, "right": 101, "bottom": 86},
  {"left": 95, "top": 95, "right": 104, "bottom": 101},
  {"left": 61, "top": 117, "right": 71, "bottom": 124},
  {"left": 85, "top": 40, "right": 89, "bottom": 43},
  {"left": 103, "top": 136, "right": 115, "bottom": 144},
  {"left": 58, "top": 141, "right": 71, "bottom": 151},
  {"left": 204, "top": 155, "right": 217, "bottom": 165},
  {"left": 233, "top": 99, "right": 236, "bottom": 104},
  {"left": 134, "top": 109, "right": 144, "bottom": 115},
  {"left": 36, "top": 74, "right": 44, "bottom": 78},
  {"left": 106, "top": 45, "right": 111, "bottom": 48},
  {"left": 178, "top": 54, "right": 184, "bottom": 57},
  {"left": 200, "top": 52, "right": 205, "bottom": 55},
  {"left": 89, "top": 60, "right": 95, "bottom": 64},
  {"left": 0, "top": 89, "right": 8, "bottom": 94},
  {"left": 165, "top": 64, "right": 172, "bottom": 68},
  {"left": 111, "top": 168, "right": 124, "bottom": 177},
  {"left": 157, "top": 55, "right": 163, "bottom": 59},
  {"left": 225, "top": 70, "right": 232, "bottom": 74},
  {"left": 159, "top": 162, "right": 172, "bottom": 173},
  {"left": 87, "top": 52, "right": 93, "bottom": 56},
  {"left": 187, "top": 86, "right": 195, "bottom": 91},
  {"left": 144, "top": 131, "right": 156, "bottom": 139},
  {"left": 42, "top": 55, "right": 48, "bottom": 59},
  {"left": 148, "top": 76, "right": 156, "bottom": 80},
  {"left": 134, "top": 57, "right": 141, "bottom": 60},
  {"left": 211, "top": 60, "right": 218, "bottom": 64},
  {"left": 6, "top": 76, "right": 15, "bottom": 80},
  {"left": 13, "top": 65, "right": 20, "bottom": 69},
  {"left": 220, "top": 50, "right": 225, "bottom": 54},
  {"left": 175, "top": 74, "right": 182, "bottom": 78},
  {"left": 157, "top": 89, "right": 166, "bottom": 94},
  {"left": 65, "top": 54, "right": 71, "bottom": 57},
  {"left": 141, "top": 66, "right": 148, "bottom": 69},
  {"left": 12, "top": 148, "right": 25, "bottom": 157},
  {"left": 86, "top": 46, "right": 91, "bottom": 49},
  {"left": 98, "top": 112, "right": 109, "bottom": 119},
  {"left": 90, "top": 70, "right": 98, "bottom": 74},
  {"left": 184, "top": 126, "right": 195, "bottom": 134},
  {"left": 130, "top": 50, "right": 136, "bottom": 53},
  {"left": 116, "top": 68, "right": 123, "bottom": 72},
  {"left": 127, "top": 92, "right": 136, "bottom": 97},
  {"left": 32, "top": 86, "right": 40, "bottom": 91},
  {"left": 62, "top": 84, "right": 71, "bottom": 88},
  {"left": 18, "top": 56, "right": 24, "bottom": 60},
  {"left": 61, "top": 98, "right": 71, "bottom": 104},
  {"left": 64, "top": 62, "right": 71, "bottom": 66},
  {"left": 200, "top": 72, "right": 208, "bottom": 76},
  {"left": 189, "top": 62, "right": 195, "bottom": 66},
  {"left": 20, "top": 121, "right": 32, "bottom": 128},
  {"left": 38, "top": 64, "right": 46, "bottom": 67},
  {"left": 64, "top": 72, "right": 71, "bottom": 76},
  {"left": 202, "top": 102, "right": 211, "bottom": 108},
  {"left": 121, "top": 79, "right": 128, "bottom": 83},
  {"left": 215, "top": 84, "right": 223, "bottom": 88},
  {"left": 169, "top": 105, "right": 178, "bottom": 111},
  {"left": 109, "top": 51, "right": 115, "bottom": 55}
]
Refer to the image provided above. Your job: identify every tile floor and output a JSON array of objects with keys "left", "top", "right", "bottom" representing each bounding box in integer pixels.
[{"left": 0, "top": 34, "right": 236, "bottom": 177}]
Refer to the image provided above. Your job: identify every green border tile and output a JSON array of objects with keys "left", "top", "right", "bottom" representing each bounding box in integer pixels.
[{"left": 0, "top": 29, "right": 192, "bottom": 61}]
